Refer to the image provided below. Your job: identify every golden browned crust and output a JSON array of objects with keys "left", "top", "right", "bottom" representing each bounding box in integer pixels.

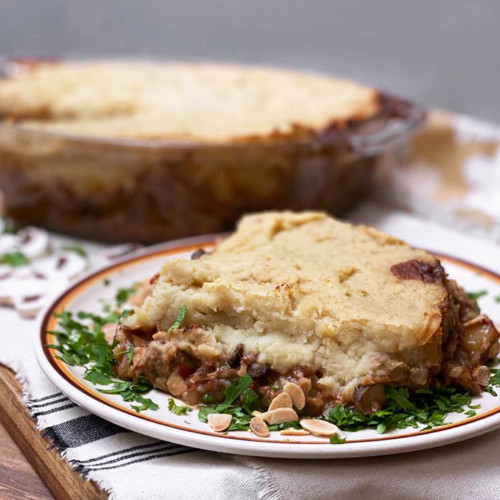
[{"left": 0, "top": 61, "right": 380, "bottom": 143}]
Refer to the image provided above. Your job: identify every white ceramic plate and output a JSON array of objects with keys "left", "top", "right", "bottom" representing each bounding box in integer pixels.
[{"left": 35, "top": 235, "right": 500, "bottom": 459}]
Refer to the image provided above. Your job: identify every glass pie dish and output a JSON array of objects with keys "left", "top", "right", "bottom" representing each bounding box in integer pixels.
[{"left": 0, "top": 61, "right": 425, "bottom": 244}]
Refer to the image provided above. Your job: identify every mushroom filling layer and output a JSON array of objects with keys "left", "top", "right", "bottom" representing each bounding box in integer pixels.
[{"left": 113, "top": 278, "right": 499, "bottom": 416}]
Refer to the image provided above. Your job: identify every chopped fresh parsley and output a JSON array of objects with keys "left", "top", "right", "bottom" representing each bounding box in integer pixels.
[
  {"left": 495, "top": 295, "right": 500, "bottom": 303},
  {"left": 98, "top": 378, "right": 158, "bottom": 412},
  {"left": 330, "top": 434, "right": 346, "bottom": 444},
  {"left": 112, "top": 342, "right": 133, "bottom": 366},
  {"left": 77, "top": 309, "right": 121, "bottom": 328},
  {"left": 197, "top": 375, "right": 299, "bottom": 432},
  {"left": 485, "top": 365, "right": 500, "bottom": 396},
  {"left": 167, "top": 305, "right": 187, "bottom": 332},
  {"left": 48, "top": 305, "right": 158, "bottom": 413},
  {"left": 484, "top": 386, "right": 498, "bottom": 396},
  {"left": 120, "top": 309, "right": 132, "bottom": 320},
  {"left": 84, "top": 366, "right": 113, "bottom": 385},
  {"left": 220, "top": 374, "right": 253, "bottom": 408},
  {"left": 168, "top": 398, "right": 192, "bottom": 415},
  {"left": 467, "top": 290, "right": 488, "bottom": 300},
  {"left": 2, "top": 223, "right": 18, "bottom": 235},
  {"left": 126, "top": 343, "right": 134, "bottom": 366},
  {"left": 324, "top": 385, "right": 475, "bottom": 434},
  {"left": 241, "top": 388, "right": 261, "bottom": 414},
  {"left": 61, "top": 244, "right": 88, "bottom": 257},
  {"left": 489, "top": 367, "right": 500, "bottom": 386},
  {"left": 115, "top": 287, "right": 136, "bottom": 307},
  {"left": 0, "top": 251, "right": 29, "bottom": 267},
  {"left": 130, "top": 395, "right": 159, "bottom": 412},
  {"left": 202, "top": 394, "right": 216, "bottom": 404}
]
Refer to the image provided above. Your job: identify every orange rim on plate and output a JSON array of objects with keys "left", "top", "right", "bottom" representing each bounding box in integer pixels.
[{"left": 40, "top": 243, "right": 500, "bottom": 445}]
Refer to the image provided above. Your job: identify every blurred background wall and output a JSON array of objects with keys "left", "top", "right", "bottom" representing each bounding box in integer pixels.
[{"left": 1, "top": 0, "right": 499, "bottom": 121}]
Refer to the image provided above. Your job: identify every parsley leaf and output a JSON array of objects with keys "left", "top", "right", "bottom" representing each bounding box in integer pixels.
[
  {"left": 115, "top": 287, "right": 136, "bottom": 307},
  {"left": 168, "top": 398, "right": 192, "bottom": 415},
  {"left": 120, "top": 309, "right": 132, "bottom": 320},
  {"left": 495, "top": 295, "right": 500, "bottom": 303},
  {"left": 0, "top": 251, "right": 29, "bottom": 267},
  {"left": 330, "top": 434, "right": 346, "bottom": 444},
  {"left": 167, "top": 305, "right": 187, "bottom": 332},
  {"left": 112, "top": 342, "right": 134, "bottom": 366},
  {"left": 242, "top": 388, "right": 261, "bottom": 414},
  {"left": 487, "top": 366, "right": 500, "bottom": 392},
  {"left": 385, "top": 386, "right": 417, "bottom": 412},
  {"left": 221, "top": 374, "right": 253, "bottom": 408},
  {"left": 2, "top": 222, "right": 18, "bottom": 235},
  {"left": 84, "top": 366, "right": 113, "bottom": 385},
  {"left": 484, "top": 386, "right": 498, "bottom": 396},
  {"left": 202, "top": 394, "right": 216, "bottom": 404},
  {"left": 61, "top": 244, "right": 88, "bottom": 257},
  {"left": 126, "top": 343, "right": 134, "bottom": 366},
  {"left": 467, "top": 290, "right": 488, "bottom": 300},
  {"left": 130, "top": 394, "right": 159, "bottom": 412},
  {"left": 98, "top": 378, "right": 157, "bottom": 412}
]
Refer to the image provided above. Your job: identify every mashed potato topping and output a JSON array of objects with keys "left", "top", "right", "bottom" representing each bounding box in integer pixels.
[
  {"left": 124, "top": 212, "right": 451, "bottom": 395},
  {"left": 0, "top": 62, "right": 379, "bottom": 142}
]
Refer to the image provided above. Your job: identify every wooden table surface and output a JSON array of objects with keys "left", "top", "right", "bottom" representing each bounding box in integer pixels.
[
  {"left": 0, "top": 420, "right": 53, "bottom": 500},
  {"left": 0, "top": 366, "right": 107, "bottom": 500}
]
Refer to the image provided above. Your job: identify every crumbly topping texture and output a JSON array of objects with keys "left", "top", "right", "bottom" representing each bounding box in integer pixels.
[
  {"left": 0, "top": 62, "right": 380, "bottom": 142},
  {"left": 130, "top": 212, "right": 446, "bottom": 346},
  {"left": 125, "top": 212, "right": 449, "bottom": 393}
]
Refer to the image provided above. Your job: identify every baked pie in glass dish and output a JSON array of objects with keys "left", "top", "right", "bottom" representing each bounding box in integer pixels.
[{"left": 0, "top": 60, "right": 424, "bottom": 243}]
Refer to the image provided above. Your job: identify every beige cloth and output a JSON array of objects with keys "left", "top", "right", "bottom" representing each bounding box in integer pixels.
[
  {"left": 376, "top": 110, "right": 500, "bottom": 243},
  {"left": 247, "top": 433, "right": 499, "bottom": 500}
]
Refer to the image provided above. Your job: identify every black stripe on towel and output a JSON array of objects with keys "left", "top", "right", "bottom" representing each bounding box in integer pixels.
[
  {"left": 42, "top": 414, "right": 128, "bottom": 449},
  {"left": 74, "top": 444, "right": 182, "bottom": 468},
  {"left": 28, "top": 396, "right": 70, "bottom": 409},
  {"left": 31, "top": 402, "right": 77, "bottom": 418},
  {"left": 76, "top": 441, "right": 171, "bottom": 464},
  {"left": 28, "top": 392, "right": 63, "bottom": 403},
  {"left": 83, "top": 448, "right": 197, "bottom": 471}
]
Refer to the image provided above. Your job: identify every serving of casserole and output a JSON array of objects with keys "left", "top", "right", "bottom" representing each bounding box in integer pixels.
[{"left": 114, "top": 211, "right": 499, "bottom": 416}]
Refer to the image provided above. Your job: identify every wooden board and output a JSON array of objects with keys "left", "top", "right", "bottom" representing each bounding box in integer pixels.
[
  {"left": 0, "top": 365, "right": 107, "bottom": 500},
  {"left": 0, "top": 421, "right": 53, "bottom": 500}
]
